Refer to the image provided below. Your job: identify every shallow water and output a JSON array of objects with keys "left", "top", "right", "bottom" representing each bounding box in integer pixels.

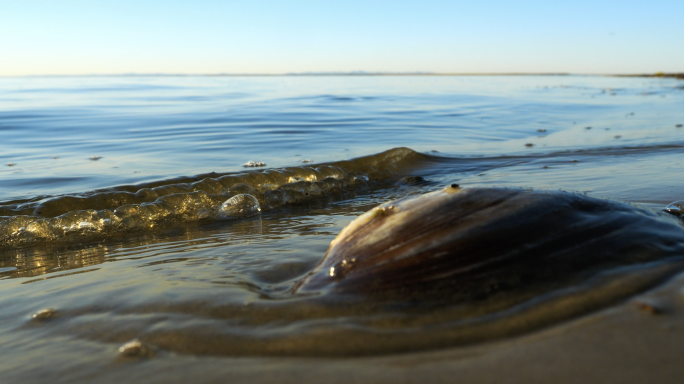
[{"left": 1, "top": 75, "right": 684, "bottom": 380}]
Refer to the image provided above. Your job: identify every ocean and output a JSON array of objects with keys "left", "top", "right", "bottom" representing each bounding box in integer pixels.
[{"left": 1, "top": 75, "right": 683, "bottom": 382}]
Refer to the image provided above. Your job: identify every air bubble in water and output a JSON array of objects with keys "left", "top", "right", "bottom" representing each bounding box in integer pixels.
[
  {"left": 218, "top": 194, "right": 261, "bottom": 219},
  {"left": 665, "top": 201, "right": 684, "bottom": 216},
  {"left": 78, "top": 222, "right": 95, "bottom": 230},
  {"left": 11, "top": 227, "right": 26, "bottom": 236}
]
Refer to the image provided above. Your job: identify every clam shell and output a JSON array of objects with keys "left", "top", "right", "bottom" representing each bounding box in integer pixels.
[{"left": 295, "top": 187, "right": 684, "bottom": 299}]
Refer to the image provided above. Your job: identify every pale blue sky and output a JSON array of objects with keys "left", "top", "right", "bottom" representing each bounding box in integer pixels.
[{"left": 1, "top": 0, "right": 682, "bottom": 75}]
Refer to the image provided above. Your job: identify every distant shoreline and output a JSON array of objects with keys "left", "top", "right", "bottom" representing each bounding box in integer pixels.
[
  {"left": 614, "top": 72, "right": 684, "bottom": 79},
  {"left": 1, "top": 72, "right": 682, "bottom": 78}
]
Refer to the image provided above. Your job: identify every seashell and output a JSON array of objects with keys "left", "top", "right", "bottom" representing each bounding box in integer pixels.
[{"left": 295, "top": 186, "right": 684, "bottom": 299}]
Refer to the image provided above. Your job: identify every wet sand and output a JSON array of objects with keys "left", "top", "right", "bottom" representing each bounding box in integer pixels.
[{"left": 8, "top": 270, "right": 680, "bottom": 384}]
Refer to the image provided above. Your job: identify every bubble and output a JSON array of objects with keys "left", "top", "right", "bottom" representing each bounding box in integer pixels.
[
  {"left": 11, "top": 227, "right": 26, "bottom": 236},
  {"left": 665, "top": 201, "right": 684, "bottom": 216},
  {"left": 218, "top": 194, "right": 261, "bottom": 219},
  {"left": 78, "top": 222, "right": 96, "bottom": 230},
  {"left": 329, "top": 258, "right": 356, "bottom": 278},
  {"left": 118, "top": 339, "right": 151, "bottom": 357}
]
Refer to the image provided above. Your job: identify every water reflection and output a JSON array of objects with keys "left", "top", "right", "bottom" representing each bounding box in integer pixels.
[
  {"left": 0, "top": 199, "right": 372, "bottom": 282},
  {"left": 0, "top": 245, "right": 105, "bottom": 279}
]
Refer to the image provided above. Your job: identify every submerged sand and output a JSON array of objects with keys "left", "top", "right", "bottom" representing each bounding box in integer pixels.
[
  {"left": 146, "top": 272, "right": 684, "bottom": 383},
  {"left": 7, "top": 270, "right": 681, "bottom": 384}
]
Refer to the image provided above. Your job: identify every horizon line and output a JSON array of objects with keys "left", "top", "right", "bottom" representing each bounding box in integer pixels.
[{"left": 0, "top": 71, "right": 682, "bottom": 78}]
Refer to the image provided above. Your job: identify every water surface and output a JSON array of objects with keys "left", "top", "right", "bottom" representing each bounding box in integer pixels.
[{"left": 1, "top": 75, "right": 684, "bottom": 381}]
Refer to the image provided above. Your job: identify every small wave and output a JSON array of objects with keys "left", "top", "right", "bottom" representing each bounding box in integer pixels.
[{"left": 0, "top": 148, "right": 428, "bottom": 247}]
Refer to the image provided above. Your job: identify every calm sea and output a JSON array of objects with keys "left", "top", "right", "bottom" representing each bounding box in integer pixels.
[{"left": 1, "top": 75, "right": 683, "bottom": 382}]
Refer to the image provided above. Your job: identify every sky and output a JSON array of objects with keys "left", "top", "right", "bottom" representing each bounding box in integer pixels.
[{"left": 1, "top": 0, "right": 682, "bottom": 76}]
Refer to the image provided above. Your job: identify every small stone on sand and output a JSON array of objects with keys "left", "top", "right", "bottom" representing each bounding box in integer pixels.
[
  {"left": 118, "top": 339, "right": 152, "bottom": 357},
  {"left": 31, "top": 308, "right": 56, "bottom": 320},
  {"left": 633, "top": 301, "right": 661, "bottom": 315}
]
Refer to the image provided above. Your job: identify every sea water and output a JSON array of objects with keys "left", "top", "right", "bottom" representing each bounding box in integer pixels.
[{"left": 1, "top": 75, "right": 684, "bottom": 382}]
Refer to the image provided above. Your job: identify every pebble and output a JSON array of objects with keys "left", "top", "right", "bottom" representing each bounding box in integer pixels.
[
  {"left": 118, "top": 339, "right": 151, "bottom": 357},
  {"left": 633, "top": 301, "right": 661, "bottom": 315},
  {"left": 31, "top": 308, "right": 56, "bottom": 320}
]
